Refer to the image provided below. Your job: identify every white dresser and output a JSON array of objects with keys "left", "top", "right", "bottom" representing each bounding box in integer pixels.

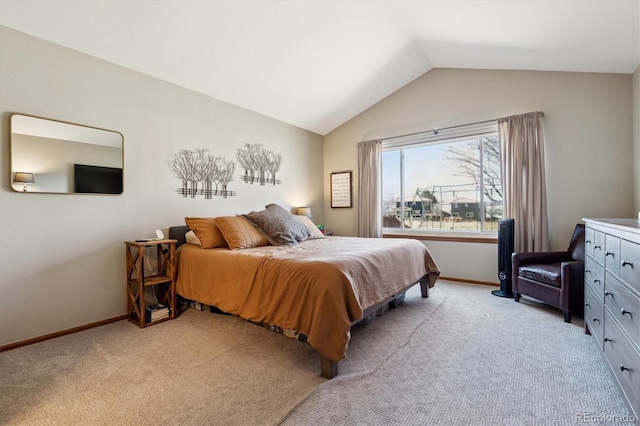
[{"left": 583, "top": 218, "right": 640, "bottom": 420}]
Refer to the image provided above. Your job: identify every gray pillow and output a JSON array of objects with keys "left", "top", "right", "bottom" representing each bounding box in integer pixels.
[{"left": 242, "top": 203, "right": 311, "bottom": 246}]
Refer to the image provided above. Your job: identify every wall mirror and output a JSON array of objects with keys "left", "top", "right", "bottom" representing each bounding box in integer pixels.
[{"left": 10, "top": 114, "right": 124, "bottom": 194}]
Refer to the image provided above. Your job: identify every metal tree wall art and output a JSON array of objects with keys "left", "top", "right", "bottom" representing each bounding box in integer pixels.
[
  {"left": 171, "top": 148, "right": 236, "bottom": 198},
  {"left": 236, "top": 143, "right": 282, "bottom": 186}
]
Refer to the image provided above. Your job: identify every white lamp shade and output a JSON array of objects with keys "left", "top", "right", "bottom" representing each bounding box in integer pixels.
[
  {"left": 13, "top": 172, "right": 35, "bottom": 184},
  {"left": 297, "top": 207, "right": 312, "bottom": 218}
]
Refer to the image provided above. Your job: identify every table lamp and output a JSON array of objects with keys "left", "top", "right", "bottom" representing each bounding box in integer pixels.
[
  {"left": 13, "top": 172, "right": 35, "bottom": 192},
  {"left": 297, "top": 207, "right": 312, "bottom": 218}
]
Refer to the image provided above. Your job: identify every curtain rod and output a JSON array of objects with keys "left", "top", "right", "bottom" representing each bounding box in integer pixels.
[
  {"left": 382, "top": 118, "right": 497, "bottom": 142},
  {"left": 380, "top": 111, "right": 543, "bottom": 143}
]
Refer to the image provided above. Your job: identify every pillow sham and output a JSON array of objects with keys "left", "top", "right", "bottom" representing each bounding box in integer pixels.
[
  {"left": 295, "top": 215, "right": 325, "bottom": 239},
  {"left": 185, "top": 230, "right": 202, "bottom": 246},
  {"left": 243, "top": 203, "right": 311, "bottom": 246},
  {"left": 216, "top": 216, "right": 269, "bottom": 249},
  {"left": 184, "top": 217, "right": 227, "bottom": 249}
]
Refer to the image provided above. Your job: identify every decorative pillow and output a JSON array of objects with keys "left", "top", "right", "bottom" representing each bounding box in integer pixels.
[
  {"left": 295, "top": 215, "right": 325, "bottom": 239},
  {"left": 243, "top": 203, "right": 311, "bottom": 246},
  {"left": 216, "top": 216, "right": 269, "bottom": 249},
  {"left": 184, "top": 217, "right": 227, "bottom": 249},
  {"left": 185, "top": 230, "right": 202, "bottom": 246}
]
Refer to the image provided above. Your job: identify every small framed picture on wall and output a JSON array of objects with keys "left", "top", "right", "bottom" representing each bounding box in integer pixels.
[{"left": 330, "top": 171, "right": 352, "bottom": 208}]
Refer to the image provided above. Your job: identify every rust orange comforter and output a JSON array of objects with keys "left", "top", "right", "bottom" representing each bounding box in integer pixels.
[{"left": 175, "top": 236, "right": 439, "bottom": 362}]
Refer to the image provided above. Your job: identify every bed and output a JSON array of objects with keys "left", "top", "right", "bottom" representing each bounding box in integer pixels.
[{"left": 169, "top": 212, "right": 439, "bottom": 378}]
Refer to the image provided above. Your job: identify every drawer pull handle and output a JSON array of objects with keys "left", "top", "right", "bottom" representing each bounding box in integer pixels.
[
  {"left": 593, "top": 317, "right": 600, "bottom": 323},
  {"left": 593, "top": 279, "right": 601, "bottom": 284},
  {"left": 605, "top": 252, "right": 614, "bottom": 257},
  {"left": 621, "top": 308, "right": 632, "bottom": 317},
  {"left": 605, "top": 291, "right": 613, "bottom": 298},
  {"left": 604, "top": 337, "right": 612, "bottom": 343},
  {"left": 621, "top": 260, "right": 633, "bottom": 268},
  {"left": 585, "top": 239, "right": 592, "bottom": 244},
  {"left": 594, "top": 245, "right": 601, "bottom": 250},
  {"left": 620, "top": 365, "right": 631, "bottom": 372},
  {"left": 585, "top": 303, "right": 591, "bottom": 308},
  {"left": 585, "top": 269, "right": 592, "bottom": 274}
]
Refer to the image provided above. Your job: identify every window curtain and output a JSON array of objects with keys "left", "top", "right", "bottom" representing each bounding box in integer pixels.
[
  {"left": 499, "top": 111, "right": 549, "bottom": 252},
  {"left": 356, "top": 139, "right": 383, "bottom": 238}
]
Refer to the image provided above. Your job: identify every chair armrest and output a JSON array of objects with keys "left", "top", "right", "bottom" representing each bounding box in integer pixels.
[
  {"left": 512, "top": 251, "right": 569, "bottom": 267},
  {"left": 561, "top": 260, "right": 585, "bottom": 283},
  {"left": 560, "top": 260, "right": 585, "bottom": 310}
]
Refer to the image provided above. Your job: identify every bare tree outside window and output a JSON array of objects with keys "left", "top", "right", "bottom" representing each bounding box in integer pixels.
[
  {"left": 446, "top": 136, "right": 502, "bottom": 204},
  {"left": 382, "top": 133, "right": 502, "bottom": 232}
]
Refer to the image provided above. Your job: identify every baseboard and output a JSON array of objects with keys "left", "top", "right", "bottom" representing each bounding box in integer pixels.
[
  {"left": 0, "top": 314, "right": 128, "bottom": 352},
  {"left": 1, "top": 278, "right": 496, "bottom": 351},
  {"left": 439, "top": 276, "right": 499, "bottom": 286}
]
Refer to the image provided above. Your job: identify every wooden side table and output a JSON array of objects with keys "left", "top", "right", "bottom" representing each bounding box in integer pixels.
[{"left": 125, "top": 239, "right": 177, "bottom": 328}]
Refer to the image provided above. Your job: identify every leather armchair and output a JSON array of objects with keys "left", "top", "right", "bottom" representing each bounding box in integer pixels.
[{"left": 511, "top": 224, "right": 585, "bottom": 323}]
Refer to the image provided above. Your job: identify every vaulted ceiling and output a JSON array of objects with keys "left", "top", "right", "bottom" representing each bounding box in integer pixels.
[{"left": 1, "top": 0, "right": 638, "bottom": 135}]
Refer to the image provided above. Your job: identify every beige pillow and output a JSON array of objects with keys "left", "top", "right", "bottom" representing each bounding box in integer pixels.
[
  {"left": 295, "top": 215, "right": 325, "bottom": 239},
  {"left": 184, "top": 217, "right": 228, "bottom": 249},
  {"left": 216, "top": 216, "right": 269, "bottom": 249},
  {"left": 185, "top": 230, "right": 202, "bottom": 246}
]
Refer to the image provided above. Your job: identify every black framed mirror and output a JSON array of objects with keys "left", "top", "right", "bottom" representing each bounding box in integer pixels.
[{"left": 10, "top": 114, "right": 123, "bottom": 194}]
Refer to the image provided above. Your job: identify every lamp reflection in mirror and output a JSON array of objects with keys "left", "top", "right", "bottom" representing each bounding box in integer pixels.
[
  {"left": 297, "top": 207, "right": 312, "bottom": 218},
  {"left": 13, "top": 172, "right": 35, "bottom": 192}
]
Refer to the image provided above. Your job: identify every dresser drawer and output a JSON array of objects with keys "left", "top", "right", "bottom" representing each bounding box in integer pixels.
[
  {"left": 585, "top": 226, "right": 594, "bottom": 254},
  {"left": 603, "top": 310, "right": 640, "bottom": 419},
  {"left": 605, "top": 234, "right": 620, "bottom": 277},
  {"left": 585, "top": 284, "right": 604, "bottom": 347},
  {"left": 620, "top": 239, "right": 640, "bottom": 293},
  {"left": 605, "top": 272, "right": 640, "bottom": 348},
  {"left": 591, "top": 229, "right": 605, "bottom": 265},
  {"left": 585, "top": 255, "right": 605, "bottom": 302}
]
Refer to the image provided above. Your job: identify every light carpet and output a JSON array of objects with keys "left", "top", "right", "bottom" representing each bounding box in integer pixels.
[
  {"left": 282, "top": 281, "right": 634, "bottom": 425},
  {"left": 0, "top": 305, "right": 325, "bottom": 425},
  {"left": 0, "top": 280, "right": 633, "bottom": 425}
]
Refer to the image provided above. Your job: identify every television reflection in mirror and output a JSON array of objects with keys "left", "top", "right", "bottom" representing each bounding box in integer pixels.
[
  {"left": 10, "top": 114, "right": 123, "bottom": 194},
  {"left": 74, "top": 164, "right": 123, "bottom": 194}
]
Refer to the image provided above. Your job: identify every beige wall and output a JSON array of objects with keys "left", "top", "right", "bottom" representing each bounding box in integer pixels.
[
  {"left": 323, "top": 68, "right": 634, "bottom": 282},
  {"left": 0, "top": 26, "right": 324, "bottom": 347},
  {"left": 634, "top": 66, "right": 640, "bottom": 216}
]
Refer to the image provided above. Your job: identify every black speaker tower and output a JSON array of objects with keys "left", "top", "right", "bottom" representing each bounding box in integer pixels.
[{"left": 492, "top": 218, "right": 514, "bottom": 298}]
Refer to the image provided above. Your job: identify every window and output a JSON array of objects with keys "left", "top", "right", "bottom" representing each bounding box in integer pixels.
[{"left": 382, "top": 123, "right": 503, "bottom": 233}]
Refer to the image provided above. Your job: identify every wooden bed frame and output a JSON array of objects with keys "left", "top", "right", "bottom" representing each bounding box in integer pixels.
[{"left": 169, "top": 225, "right": 431, "bottom": 379}]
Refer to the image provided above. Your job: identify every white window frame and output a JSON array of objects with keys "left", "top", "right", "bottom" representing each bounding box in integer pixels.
[{"left": 381, "top": 121, "right": 501, "bottom": 236}]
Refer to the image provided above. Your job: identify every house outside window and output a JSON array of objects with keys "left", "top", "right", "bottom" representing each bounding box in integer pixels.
[{"left": 382, "top": 122, "right": 503, "bottom": 234}]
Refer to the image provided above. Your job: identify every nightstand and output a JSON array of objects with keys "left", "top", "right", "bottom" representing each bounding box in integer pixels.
[{"left": 125, "top": 239, "right": 177, "bottom": 328}]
